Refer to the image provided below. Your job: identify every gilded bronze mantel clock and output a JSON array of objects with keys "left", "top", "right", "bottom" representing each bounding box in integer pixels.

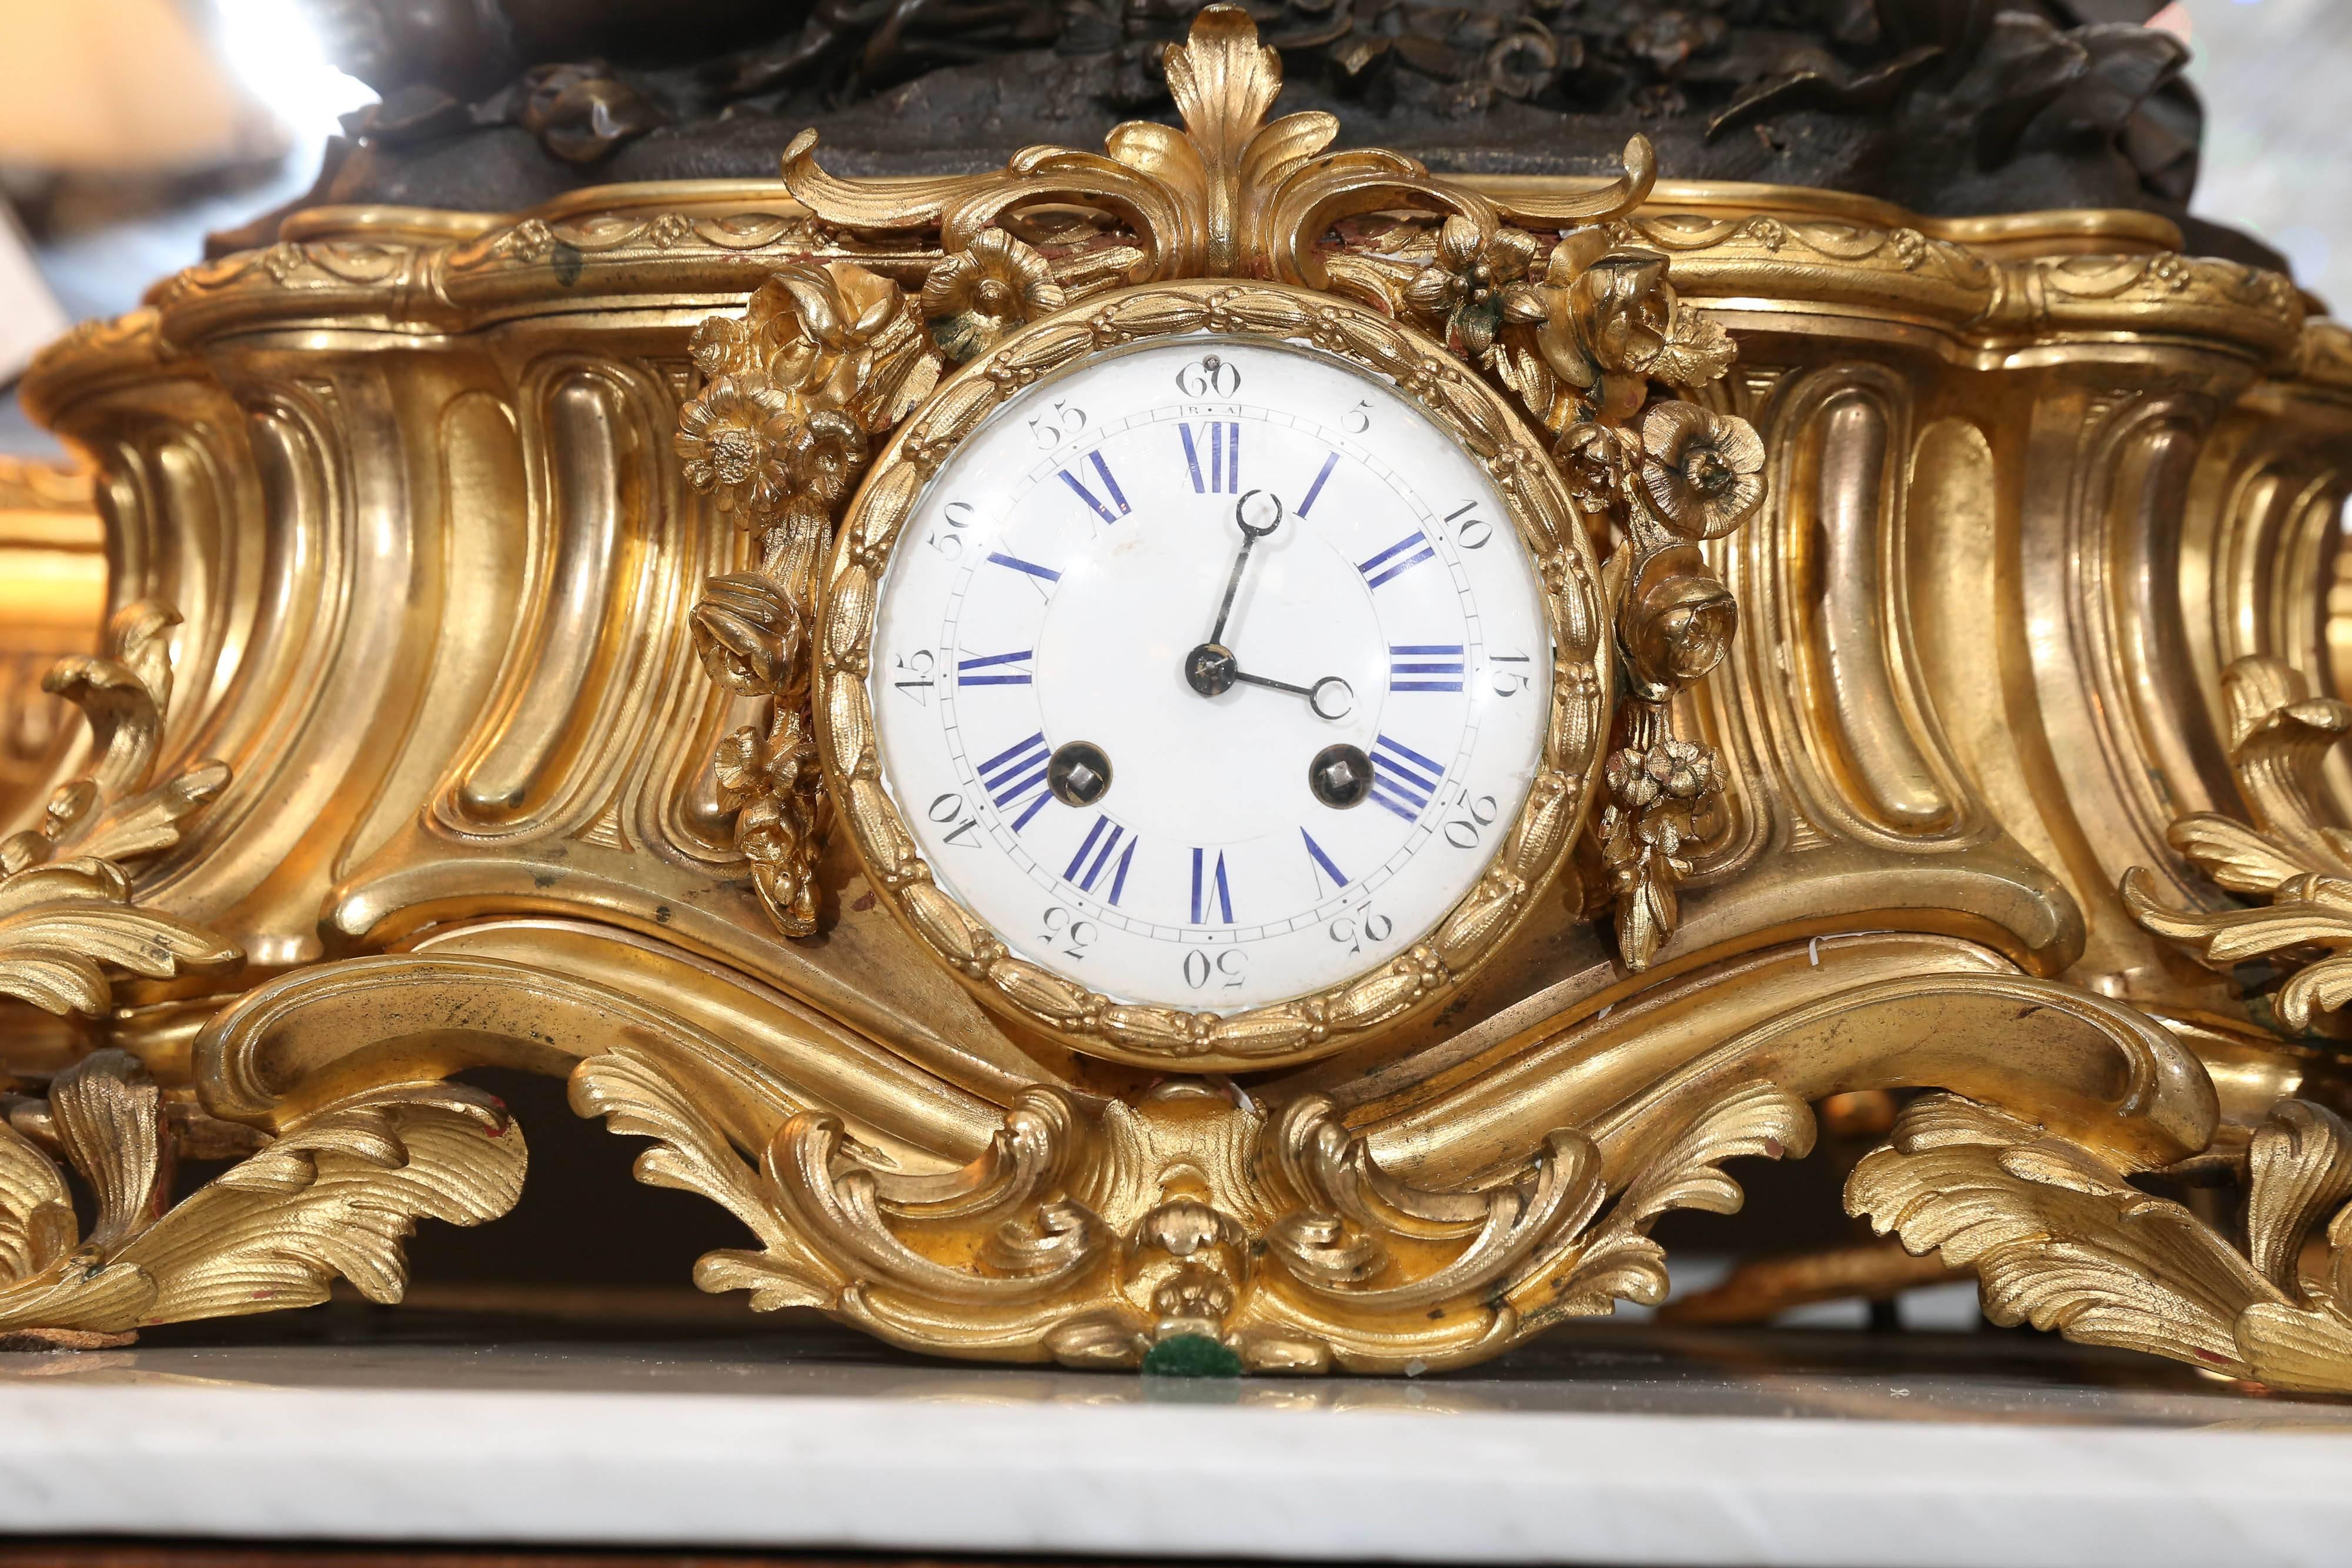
[{"left": 7, "top": 5, "right": 2352, "bottom": 1388}]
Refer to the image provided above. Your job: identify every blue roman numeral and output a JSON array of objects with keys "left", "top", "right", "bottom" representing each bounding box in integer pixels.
[
  {"left": 987, "top": 551, "right": 1062, "bottom": 585},
  {"left": 1358, "top": 529, "right": 1436, "bottom": 590},
  {"left": 1370, "top": 734, "right": 1442, "bottom": 823},
  {"left": 1058, "top": 452, "right": 1131, "bottom": 524},
  {"left": 957, "top": 649, "right": 1033, "bottom": 687},
  {"left": 978, "top": 731, "right": 1053, "bottom": 830},
  {"left": 1179, "top": 422, "right": 1240, "bottom": 493},
  {"left": 1190, "top": 847, "right": 1234, "bottom": 924},
  {"left": 1298, "top": 450, "right": 1339, "bottom": 516},
  {"left": 1301, "top": 828, "right": 1348, "bottom": 891},
  {"left": 1064, "top": 818, "right": 1137, "bottom": 904},
  {"left": 1389, "top": 644, "right": 1465, "bottom": 692}
]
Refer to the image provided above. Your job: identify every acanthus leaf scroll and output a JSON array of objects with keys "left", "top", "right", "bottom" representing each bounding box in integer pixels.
[
  {"left": 2126, "top": 655, "right": 2352, "bottom": 1035},
  {"left": 1849, "top": 1092, "right": 2352, "bottom": 1396},
  {"left": 1, "top": 1048, "right": 527, "bottom": 1346},
  {"left": 1910, "top": 650, "right": 2352, "bottom": 1393},
  {"left": 0, "top": 604, "right": 526, "bottom": 1348},
  {"left": 1, "top": 600, "right": 238, "bottom": 1019},
  {"left": 572, "top": 1042, "right": 1813, "bottom": 1372}
]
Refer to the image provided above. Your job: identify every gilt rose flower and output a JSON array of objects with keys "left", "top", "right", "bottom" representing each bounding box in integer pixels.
[
  {"left": 1619, "top": 544, "right": 1737, "bottom": 701},
  {"left": 748, "top": 262, "right": 924, "bottom": 415},
  {"left": 1504, "top": 235, "right": 1720, "bottom": 422},
  {"left": 779, "top": 409, "right": 868, "bottom": 509},
  {"left": 691, "top": 572, "right": 803, "bottom": 696},
  {"left": 921, "top": 229, "right": 1067, "bottom": 361},
  {"left": 1568, "top": 253, "right": 1672, "bottom": 376},
  {"left": 1406, "top": 216, "right": 1542, "bottom": 356},
  {"left": 1556, "top": 420, "right": 1639, "bottom": 508},
  {"left": 690, "top": 315, "right": 760, "bottom": 380},
  {"left": 1639, "top": 401, "right": 1766, "bottom": 539}
]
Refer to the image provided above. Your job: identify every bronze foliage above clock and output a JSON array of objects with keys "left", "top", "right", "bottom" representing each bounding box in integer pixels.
[{"left": 258, "top": 0, "right": 2232, "bottom": 260}]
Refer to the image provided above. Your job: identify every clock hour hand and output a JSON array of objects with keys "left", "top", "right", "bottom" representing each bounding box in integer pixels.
[
  {"left": 1231, "top": 669, "right": 1311, "bottom": 699},
  {"left": 1187, "top": 650, "right": 1354, "bottom": 722},
  {"left": 1233, "top": 670, "right": 1354, "bottom": 720}
]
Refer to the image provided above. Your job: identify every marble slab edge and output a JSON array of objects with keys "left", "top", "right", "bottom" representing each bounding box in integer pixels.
[{"left": 6, "top": 1381, "right": 2352, "bottom": 1567}]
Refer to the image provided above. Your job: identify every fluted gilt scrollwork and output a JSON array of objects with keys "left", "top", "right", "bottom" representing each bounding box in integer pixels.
[{"left": 574, "top": 1041, "right": 1810, "bottom": 1372}]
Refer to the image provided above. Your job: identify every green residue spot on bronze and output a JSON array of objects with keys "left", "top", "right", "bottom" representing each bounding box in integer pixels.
[{"left": 1141, "top": 1333, "right": 1242, "bottom": 1379}]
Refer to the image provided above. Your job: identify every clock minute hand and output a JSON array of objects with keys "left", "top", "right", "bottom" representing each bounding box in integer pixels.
[
  {"left": 1204, "top": 489, "right": 1285, "bottom": 646},
  {"left": 1204, "top": 531, "right": 1259, "bottom": 650},
  {"left": 1190, "top": 490, "right": 1322, "bottom": 706}
]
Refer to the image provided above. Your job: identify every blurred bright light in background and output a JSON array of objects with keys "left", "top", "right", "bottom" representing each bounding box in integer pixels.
[
  {"left": 21, "top": 0, "right": 375, "bottom": 332},
  {"left": 209, "top": 0, "right": 376, "bottom": 185},
  {"left": 2180, "top": 0, "right": 2348, "bottom": 306}
]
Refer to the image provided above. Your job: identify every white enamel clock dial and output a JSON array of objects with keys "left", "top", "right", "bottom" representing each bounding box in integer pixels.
[{"left": 866, "top": 337, "right": 1553, "bottom": 1012}]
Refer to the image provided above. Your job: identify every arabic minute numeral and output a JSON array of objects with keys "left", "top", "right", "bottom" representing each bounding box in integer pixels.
[
  {"left": 891, "top": 648, "right": 936, "bottom": 703},
  {"left": 1041, "top": 905, "right": 1097, "bottom": 961},
  {"left": 1028, "top": 401, "right": 1088, "bottom": 450},
  {"left": 1327, "top": 910, "right": 1394, "bottom": 957},
  {"left": 927, "top": 791, "right": 984, "bottom": 848},
  {"left": 928, "top": 500, "right": 978, "bottom": 557},
  {"left": 1444, "top": 500, "right": 1494, "bottom": 550},
  {"left": 1344, "top": 399, "right": 1372, "bottom": 434},
  {"left": 1174, "top": 353, "right": 1242, "bottom": 398},
  {"left": 1183, "top": 947, "right": 1247, "bottom": 990},
  {"left": 1444, "top": 787, "right": 1500, "bottom": 850},
  {"left": 1491, "top": 651, "right": 1532, "bottom": 697}
]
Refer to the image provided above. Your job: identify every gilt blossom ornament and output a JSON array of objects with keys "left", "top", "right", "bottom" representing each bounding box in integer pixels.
[
  {"left": 1641, "top": 401, "right": 1767, "bottom": 540},
  {"left": 923, "top": 229, "right": 1067, "bottom": 361}
]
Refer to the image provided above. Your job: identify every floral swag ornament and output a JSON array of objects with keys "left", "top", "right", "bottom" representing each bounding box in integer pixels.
[
  {"left": 677, "top": 263, "right": 942, "bottom": 933},
  {"left": 1365, "top": 203, "right": 1762, "bottom": 969}
]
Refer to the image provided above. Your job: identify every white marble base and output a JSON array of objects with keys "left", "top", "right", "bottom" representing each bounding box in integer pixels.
[{"left": 5, "top": 1330, "right": 2351, "bottom": 1567}]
